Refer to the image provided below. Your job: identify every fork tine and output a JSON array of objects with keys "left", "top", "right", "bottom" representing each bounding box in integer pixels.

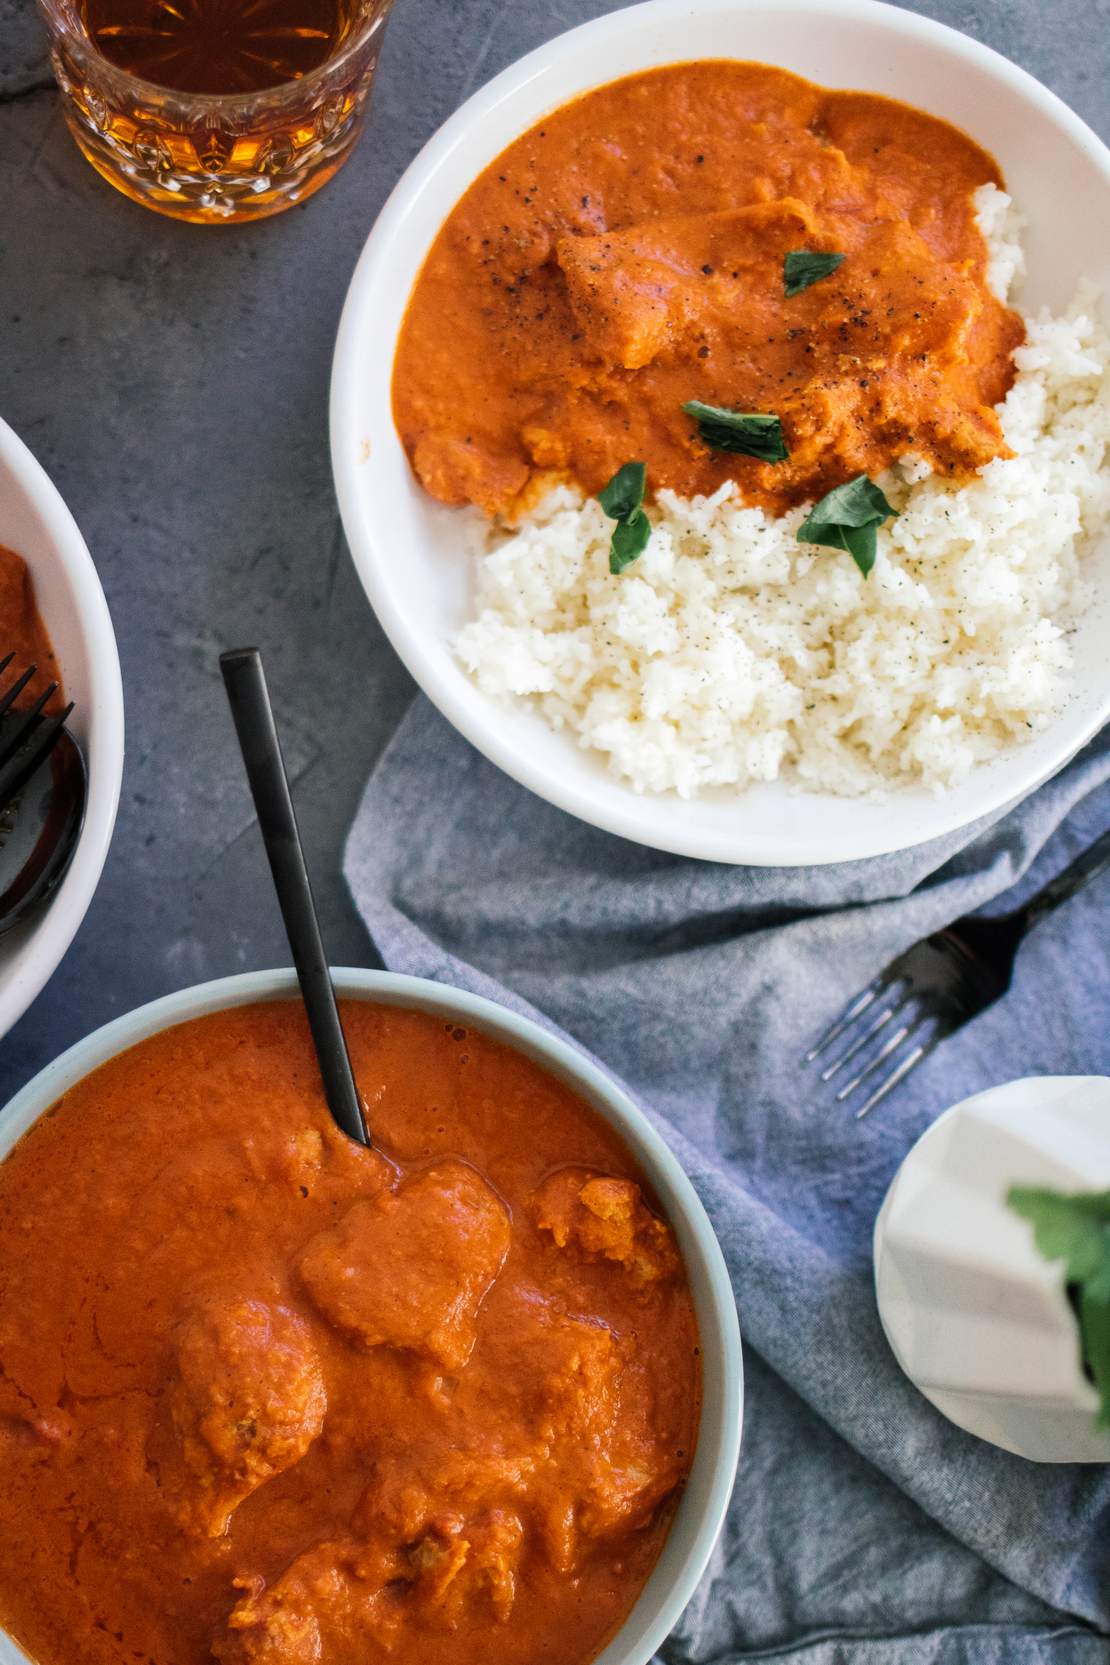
[
  {"left": 819, "top": 991, "right": 911, "bottom": 1081},
  {"left": 854, "top": 1037, "right": 936, "bottom": 1120},
  {"left": 0, "top": 663, "right": 37, "bottom": 721},
  {"left": 0, "top": 680, "right": 59, "bottom": 769},
  {"left": 833, "top": 1010, "right": 926, "bottom": 1103},
  {"left": 0, "top": 702, "right": 74, "bottom": 808},
  {"left": 0, "top": 654, "right": 13, "bottom": 679},
  {"left": 804, "top": 980, "right": 883, "bottom": 1062}
]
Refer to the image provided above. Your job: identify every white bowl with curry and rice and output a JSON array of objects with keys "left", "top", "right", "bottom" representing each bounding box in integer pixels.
[
  {"left": 0, "top": 414, "right": 123, "bottom": 1035},
  {"left": 331, "top": 0, "right": 1110, "bottom": 865},
  {"left": 0, "top": 967, "right": 741, "bottom": 1665}
]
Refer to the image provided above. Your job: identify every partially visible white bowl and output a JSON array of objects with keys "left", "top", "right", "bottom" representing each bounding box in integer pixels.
[
  {"left": 331, "top": 0, "right": 1110, "bottom": 866},
  {"left": 0, "top": 967, "right": 743, "bottom": 1665},
  {"left": 0, "top": 416, "right": 124, "bottom": 1036}
]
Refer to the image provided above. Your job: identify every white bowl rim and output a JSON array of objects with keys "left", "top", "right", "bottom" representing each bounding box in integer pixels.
[
  {"left": 0, "top": 966, "right": 742, "bottom": 1665},
  {"left": 330, "top": 0, "right": 1110, "bottom": 867},
  {"left": 0, "top": 415, "right": 124, "bottom": 1036}
]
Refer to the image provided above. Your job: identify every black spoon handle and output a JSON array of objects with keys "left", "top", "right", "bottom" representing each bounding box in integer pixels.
[{"left": 220, "top": 647, "right": 369, "bottom": 1148}]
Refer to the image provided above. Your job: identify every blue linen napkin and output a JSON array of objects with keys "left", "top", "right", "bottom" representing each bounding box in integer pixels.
[{"left": 344, "top": 698, "right": 1110, "bottom": 1662}]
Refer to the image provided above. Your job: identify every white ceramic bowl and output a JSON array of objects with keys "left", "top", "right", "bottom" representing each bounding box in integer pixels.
[
  {"left": 0, "top": 416, "right": 123, "bottom": 1036},
  {"left": 331, "top": 0, "right": 1110, "bottom": 866},
  {"left": 0, "top": 967, "right": 742, "bottom": 1665}
]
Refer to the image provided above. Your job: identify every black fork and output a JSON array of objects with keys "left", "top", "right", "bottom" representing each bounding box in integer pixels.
[
  {"left": 804, "top": 827, "right": 1110, "bottom": 1119},
  {"left": 0, "top": 653, "right": 75, "bottom": 811}
]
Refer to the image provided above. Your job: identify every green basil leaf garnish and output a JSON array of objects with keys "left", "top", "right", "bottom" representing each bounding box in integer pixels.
[
  {"left": 598, "top": 462, "right": 651, "bottom": 574},
  {"left": 783, "top": 249, "right": 845, "bottom": 297},
  {"left": 808, "top": 520, "right": 879, "bottom": 577},
  {"left": 796, "top": 474, "right": 897, "bottom": 579},
  {"left": 598, "top": 461, "right": 647, "bottom": 522},
  {"left": 609, "top": 508, "right": 652, "bottom": 574},
  {"left": 682, "top": 401, "right": 789, "bottom": 463}
]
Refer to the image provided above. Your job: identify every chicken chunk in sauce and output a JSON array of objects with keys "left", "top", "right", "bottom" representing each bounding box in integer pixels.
[
  {"left": 215, "top": 1550, "right": 358, "bottom": 1665},
  {"left": 533, "top": 1168, "right": 680, "bottom": 1290},
  {"left": 298, "top": 1160, "right": 510, "bottom": 1370},
  {"left": 216, "top": 1453, "right": 532, "bottom": 1661},
  {"left": 501, "top": 1290, "right": 681, "bottom": 1572},
  {"left": 165, "top": 1299, "right": 326, "bottom": 1538},
  {"left": 405, "top": 1509, "right": 524, "bottom": 1626}
]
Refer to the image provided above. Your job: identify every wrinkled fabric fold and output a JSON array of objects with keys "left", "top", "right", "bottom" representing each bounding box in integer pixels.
[{"left": 344, "top": 696, "right": 1110, "bottom": 1657}]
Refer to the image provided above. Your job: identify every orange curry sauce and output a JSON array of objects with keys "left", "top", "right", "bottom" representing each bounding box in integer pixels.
[
  {"left": 0, "top": 545, "right": 63, "bottom": 705},
  {"left": 393, "top": 61, "right": 1024, "bottom": 518},
  {"left": 0, "top": 1001, "right": 701, "bottom": 1665}
]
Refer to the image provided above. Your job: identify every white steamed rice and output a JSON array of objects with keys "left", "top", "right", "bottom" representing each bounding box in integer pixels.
[{"left": 455, "top": 186, "right": 1110, "bottom": 798}]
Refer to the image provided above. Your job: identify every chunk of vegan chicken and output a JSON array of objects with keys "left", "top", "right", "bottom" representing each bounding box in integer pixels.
[
  {"left": 298, "top": 1161, "right": 510, "bottom": 1371},
  {"left": 411, "top": 431, "right": 530, "bottom": 516},
  {"left": 215, "top": 1458, "right": 530, "bottom": 1661},
  {"left": 359, "top": 1447, "right": 536, "bottom": 1541},
  {"left": 533, "top": 1169, "right": 679, "bottom": 1289},
  {"left": 166, "top": 1299, "right": 326, "bottom": 1538},
  {"left": 555, "top": 200, "right": 820, "bottom": 371},
  {"left": 214, "top": 1552, "right": 360, "bottom": 1665},
  {"left": 406, "top": 1509, "right": 524, "bottom": 1625},
  {"left": 360, "top": 1453, "right": 530, "bottom": 1631},
  {"left": 509, "top": 1290, "right": 681, "bottom": 1571}
]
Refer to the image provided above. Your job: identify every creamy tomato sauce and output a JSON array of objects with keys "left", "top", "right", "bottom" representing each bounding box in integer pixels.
[
  {"left": 0, "top": 1001, "right": 700, "bottom": 1665},
  {"left": 393, "top": 61, "right": 1024, "bottom": 517},
  {"left": 0, "top": 545, "right": 63, "bottom": 705}
]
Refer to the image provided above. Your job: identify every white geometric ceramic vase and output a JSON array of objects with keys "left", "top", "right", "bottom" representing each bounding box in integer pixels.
[{"left": 874, "top": 1076, "right": 1110, "bottom": 1463}]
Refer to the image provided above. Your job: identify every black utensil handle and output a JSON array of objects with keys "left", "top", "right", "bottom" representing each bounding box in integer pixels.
[
  {"left": 1019, "top": 826, "right": 1110, "bottom": 937},
  {"left": 220, "top": 647, "right": 369, "bottom": 1148}
]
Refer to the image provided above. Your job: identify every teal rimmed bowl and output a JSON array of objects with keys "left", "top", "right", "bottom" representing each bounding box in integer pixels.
[{"left": 0, "top": 967, "right": 742, "bottom": 1665}]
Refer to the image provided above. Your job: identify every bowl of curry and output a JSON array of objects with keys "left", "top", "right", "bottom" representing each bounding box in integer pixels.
[
  {"left": 331, "top": 0, "right": 1110, "bottom": 864},
  {"left": 0, "top": 967, "right": 742, "bottom": 1665},
  {"left": 0, "top": 414, "right": 123, "bottom": 1033}
]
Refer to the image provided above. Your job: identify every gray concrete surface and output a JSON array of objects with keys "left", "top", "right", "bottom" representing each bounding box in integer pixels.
[{"left": 0, "top": 0, "right": 1107, "bottom": 1098}]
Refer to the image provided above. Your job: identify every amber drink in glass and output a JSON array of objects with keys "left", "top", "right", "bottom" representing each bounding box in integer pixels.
[{"left": 36, "top": 0, "right": 394, "bottom": 223}]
